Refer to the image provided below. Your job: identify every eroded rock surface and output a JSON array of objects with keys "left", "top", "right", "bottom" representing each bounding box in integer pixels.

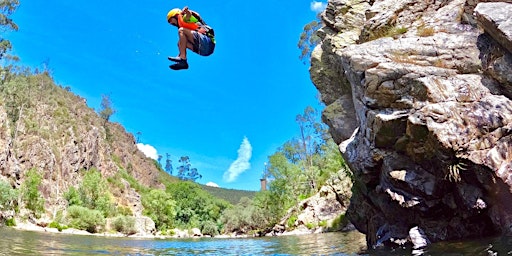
[{"left": 311, "top": 0, "right": 512, "bottom": 249}]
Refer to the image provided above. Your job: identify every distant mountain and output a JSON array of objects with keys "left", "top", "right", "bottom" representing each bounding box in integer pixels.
[{"left": 200, "top": 184, "right": 256, "bottom": 205}]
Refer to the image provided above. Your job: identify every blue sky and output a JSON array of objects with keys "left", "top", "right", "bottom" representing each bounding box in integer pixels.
[{"left": 7, "top": 1, "right": 327, "bottom": 191}]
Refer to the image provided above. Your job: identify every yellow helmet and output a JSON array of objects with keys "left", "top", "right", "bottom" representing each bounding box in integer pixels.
[{"left": 167, "top": 8, "right": 181, "bottom": 22}]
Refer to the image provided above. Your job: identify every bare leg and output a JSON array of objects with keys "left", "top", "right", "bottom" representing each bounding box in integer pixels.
[{"left": 178, "top": 28, "right": 196, "bottom": 60}]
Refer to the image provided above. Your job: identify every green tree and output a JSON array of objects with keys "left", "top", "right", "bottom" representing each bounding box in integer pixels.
[
  {"left": 0, "top": 180, "right": 18, "bottom": 213},
  {"left": 298, "top": 14, "right": 322, "bottom": 64},
  {"left": 20, "top": 168, "right": 45, "bottom": 217},
  {"left": 165, "top": 153, "right": 173, "bottom": 175},
  {"left": 68, "top": 168, "right": 115, "bottom": 217},
  {"left": 167, "top": 181, "right": 229, "bottom": 229},
  {"left": 263, "top": 106, "right": 346, "bottom": 221},
  {"left": 142, "top": 189, "right": 176, "bottom": 231},
  {"left": 177, "top": 156, "right": 202, "bottom": 182},
  {"left": 0, "top": 0, "right": 19, "bottom": 60},
  {"left": 98, "top": 94, "right": 115, "bottom": 123}
]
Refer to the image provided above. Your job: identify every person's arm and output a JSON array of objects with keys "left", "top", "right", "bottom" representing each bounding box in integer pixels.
[{"left": 182, "top": 7, "right": 202, "bottom": 23}]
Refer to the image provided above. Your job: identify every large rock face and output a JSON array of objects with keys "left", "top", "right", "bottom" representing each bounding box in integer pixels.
[
  {"left": 311, "top": 0, "right": 512, "bottom": 248},
  {"left": 0, "top": 74, "right": 163, "bottom": 221}
]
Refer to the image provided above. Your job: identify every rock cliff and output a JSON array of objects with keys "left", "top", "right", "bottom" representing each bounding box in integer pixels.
[
  {"left": 311, "top": 0, "right": 512, "bottom": 248},
  {"left": 0, "top": 73, "right": 163, "bottom": 223}
]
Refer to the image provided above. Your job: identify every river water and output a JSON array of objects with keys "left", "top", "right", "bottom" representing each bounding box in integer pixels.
[{"left": 1, "top": 227, "right": 512, "bottom": 255}]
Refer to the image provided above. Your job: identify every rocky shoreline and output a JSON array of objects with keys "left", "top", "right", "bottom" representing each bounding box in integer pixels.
[{"left": 10, "top": 220, "right": 356, "bottom": 240}]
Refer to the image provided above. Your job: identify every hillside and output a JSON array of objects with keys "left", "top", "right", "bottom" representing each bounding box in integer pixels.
[
  {"left": 200, "top": 184, "right": 256, "bottom": 205},
  {"left": 0, "top": 71, "right": 166, "bottom": 216}
]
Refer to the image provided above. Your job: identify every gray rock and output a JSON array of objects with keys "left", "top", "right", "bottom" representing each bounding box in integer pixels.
[
  {"left": 475, "top": 2, "right": 512, "bottom": 54},
  {"left": 312, "top": 0, "right": 512, "bottom": 249}
]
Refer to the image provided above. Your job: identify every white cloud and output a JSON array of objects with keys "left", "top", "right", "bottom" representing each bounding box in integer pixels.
[
  {"left": 223, "top": 137, "right": 252, "bottom": 183},
  {"left": 310, "top": 1, "right": 327, "bottom": 13},
  {"left": 206, "top": 182, "right": 220, "bottom": 188},
  {"left": 136, "top": 143, "right": 158, "bottom": 160}
]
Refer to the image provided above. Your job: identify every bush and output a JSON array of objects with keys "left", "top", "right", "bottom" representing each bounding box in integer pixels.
[
  {"left": 142, "top": 189, "right": 176, "bottom": 231},
  {"left": 287, "top": 214, "right": 298, "bottom": 228},
  {"left": 67, "top": 205, "right": 105, "bottom": 233},
  {"left": 112, "top": 215, "right": 137, "bottom": 235},
  {"left": 201, "top": 220, "right": 219, "bottom": 236},
  {"left": 328, "top": 214, "right": 347, "bottom": 231},
  {"left": 49, "top": 221, "right": 68, "bottom": 232},
  {"left": 5, "top": 218, "right": 16, "bottom": 227},
  {"left": 21, "top": 169, "right": 45, "bottom": 216},
  {"left": 64, "top": 186, "right": 82, "bottom": 206},
  {"left": 0, "top": 180, "right": 18, "bottom": 212}
]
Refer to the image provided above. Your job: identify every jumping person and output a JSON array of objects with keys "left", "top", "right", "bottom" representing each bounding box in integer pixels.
[{"left": 166, "top": 7, "right": 215, "bottom": 70}]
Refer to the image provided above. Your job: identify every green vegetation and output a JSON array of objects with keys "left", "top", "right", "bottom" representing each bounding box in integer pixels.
[
  {"left": 142, "top": 189, "right": 176, "bottom": 231},
  {"left": 298, "top": 13, "right": 322, "bottom": 64},
  {"left": 49, "top": 221, "right": 68, "bottom": 232},
  {"left": 219, "top": 107, "right": 349, "bottom": 234},
  {"left": 112, "top": 215, "right": 137, "bottom": 235},
  {"left": 166, "top": 181, "right": 229, "bottom": 229},
  {"left": 0, "top": 180, "right": 18, "bottom": 214},
  {"left": 20, "top": 169, "right": 45, "bottom": 217},
  {"left": 200, "top": 185, "right": 255, "bottom": 205},
  {"left": 176, "top": 156, "right": 202, "bottom": 182},
  {"left": 5, "top": 218, "right": 16, "bottom": 226},
  {"left": 67, "top": 205, "right": 105, "bottom": 233},
  {"left": 65, "top": 168, "right": 116, "bottom": 217},
  {"left": 0, "top": 0, "right": 19, "bottom": 60}
]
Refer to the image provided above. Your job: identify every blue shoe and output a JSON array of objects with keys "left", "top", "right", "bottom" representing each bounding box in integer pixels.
[{"left": 169, "top": 59, "right": 189, "bottom": 70}]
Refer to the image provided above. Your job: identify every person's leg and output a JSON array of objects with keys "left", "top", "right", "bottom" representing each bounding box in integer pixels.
[{"left": 177, "top": 27, "right": 196, "bottom": 60}]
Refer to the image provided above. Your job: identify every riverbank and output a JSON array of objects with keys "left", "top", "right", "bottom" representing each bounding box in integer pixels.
[{"left": 11, "top": 220, "right": 357, "bottom": 240}]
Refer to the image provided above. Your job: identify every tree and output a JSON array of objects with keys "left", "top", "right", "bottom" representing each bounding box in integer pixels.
[
  {"left": 142, "top": 189, "right": 176, "bottom": 231},
  {"left": 0, "top": 0, "right": 19, "bottom": 60},
  {"left": 165, "top": 153, "right": 173, "bottom": 175},
  {"left": 298, "top": 13, "right": 322, "bottom": 64},
  {"left": 98, "top": 94, "right": 116, "bottom": 123},
  {"left": 176, "top": 156, "right": 202, "bottom": 182},
  {"left": 0, "top": 180, "right": 18, "bottom": 214},
  {"left": 21, "top": 168, "right": 45, "bottom": 217},
  {"left": 295, "top": 106, "right": 326, "bottom": 191},
  {"left": 263, "top": 106, "right": 345, "bottom": 220}
]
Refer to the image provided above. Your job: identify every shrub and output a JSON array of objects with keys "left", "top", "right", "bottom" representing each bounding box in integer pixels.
[
  {"left": 328, "top": 214, "right": 347, "bottom": 231},
  {"left": 305, "top": 222, "right": 316, "bottom": 229},
  {"left": 21, "top": 169, "right": 45, "bottom": 217},
  {"left": 64, "top": 186, "right": 82, "bottom": 206},
  {"left": 201, "top": 220, "right": 219, "bottom": 236},
  {"left": 67, "top": 205, "right": 105, "bottom": 233},
  {"left": 49, "top": 221, "right": 68, "bottom": 232},
  {"left": 112, "top": 215, "right": 137, "bottom": 235},
  {"left": 5, "top": 218, "right": 16, "bottom": 227},
  {"left": 0, "top": 180, "right": 18, "bottom": 212},
  {"left": 142, "top": 189, "right": 176, "bottom": 231},
  {"left": 287, "top": 214, "right": 298, "bottom": 228}
]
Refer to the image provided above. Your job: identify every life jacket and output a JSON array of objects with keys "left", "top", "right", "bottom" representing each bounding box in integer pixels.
[{"left": 177, "top": 14, "right": 215, "bottom": 41}]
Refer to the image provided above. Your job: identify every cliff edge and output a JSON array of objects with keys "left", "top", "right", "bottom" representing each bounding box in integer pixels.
[{"left": 311, "top": 0, "right": 512, "bottom": 248}]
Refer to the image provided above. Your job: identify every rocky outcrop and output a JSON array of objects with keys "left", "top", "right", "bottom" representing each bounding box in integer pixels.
[
  {"left": 0, "top": 74, "right": 163, "bottom": 226},
  {"left": 311, "top": 0, "right": 512, "bottom": 249},
  {"left": 271, "top": 170, "right": 353, "bottom": 235}
]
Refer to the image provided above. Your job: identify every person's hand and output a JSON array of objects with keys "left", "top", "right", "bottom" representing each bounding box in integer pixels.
[{"left": 182, "top": 6, "right": 190, "bottom": 15}]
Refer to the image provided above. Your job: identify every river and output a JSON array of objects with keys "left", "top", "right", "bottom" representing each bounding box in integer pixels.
[{"left": 1, "top": 227, "right": 512, "bottom": 255}]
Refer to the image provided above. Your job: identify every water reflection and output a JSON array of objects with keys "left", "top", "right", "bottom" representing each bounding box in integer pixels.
[
  {"left": 0, "top": 228, "right": 366, "bottom": 255},
  {"left": 3, "top": 227, "right": 511, "bottom": 255}
]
